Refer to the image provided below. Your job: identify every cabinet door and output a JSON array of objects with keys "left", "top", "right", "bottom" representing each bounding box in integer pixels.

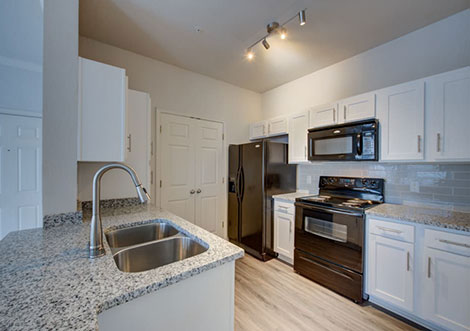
[
  {"left": 0, "top": 115, "right": 42, "bottom": 240},
  {"left": 250, "top": 121, "right": 267, "bottom": 139},
  {"left": 78, "top": 57, "right": 127, "bottom": 161},
  {"left": 288, "top": 112, "right": 309, "bottom": 164},
  {"left": 423, "top": 248, "right": 470, "bottom": 331},
  {"left": 426, "top": 67, "right": 470, "bottom": 161},
  {"left": 368, "top": 234, "right": 414, "bottom": 312},
  {"left": 309, "top": 103, "right": 338, "bottom": 128},
  {"left": 339, "top": 92, "right": 375, "bottom": 124},
  {"left": 267, "top": 117, "right": 288, "bottom": 137},
  {"left": 274, "top": 211, "right": 294, "bottom": 259},
  {"left": 377, "top": 80, "right": 425, "bottom": 161}
]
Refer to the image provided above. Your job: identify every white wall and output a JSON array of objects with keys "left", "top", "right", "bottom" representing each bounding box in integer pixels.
[
  {"left": 43, "top": 0, "right": 79, "bottom": 215},
  {"left": 0, "top": 0, "right": 43, "bottom": 117},
  {"left": 262, "top": 9, "right": 470, "bottom": 119},
  {"left": 77, "top": 37, "right": 262, "bottom": 202}
]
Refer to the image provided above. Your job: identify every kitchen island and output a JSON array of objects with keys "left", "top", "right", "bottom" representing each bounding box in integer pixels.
[{"left": 0, "top": 205, "right": 244, "bottom": 330}]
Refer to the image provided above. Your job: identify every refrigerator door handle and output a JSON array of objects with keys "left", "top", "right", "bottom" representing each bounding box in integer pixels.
[
  {"left": 235, "top": 168, "right": 240, "bottom": 199},
  {"left": 240, "top": 167, "right": 245, "bottom": 201}
]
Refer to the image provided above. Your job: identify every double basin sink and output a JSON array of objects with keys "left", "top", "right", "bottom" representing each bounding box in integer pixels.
[{"left": 105, "top": 222, "right": 208, "bottom": 273}]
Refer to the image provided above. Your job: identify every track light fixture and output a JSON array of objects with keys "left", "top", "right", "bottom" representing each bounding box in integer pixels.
[{"left": 245, "top": 9, "right": 306, "bottom": 61}]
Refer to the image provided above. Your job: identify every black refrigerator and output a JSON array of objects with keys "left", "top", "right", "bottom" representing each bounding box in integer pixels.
[{"left": 228, "top": 141, "right": 296, "bottom": 261}]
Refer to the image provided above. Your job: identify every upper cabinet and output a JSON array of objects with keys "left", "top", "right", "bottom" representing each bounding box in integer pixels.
[
  {"left": 78, "top": 57, "right": 127, "bottom": 162},
  {"left": 377, "top": 80, "right": 425, "bottom": 161},
  {"left": 338, "top": 92, "right": 375, "bottom": 124},
  {"left": 309, "top": 102, "right": 338, "bottom": 129},
  {"left": 249, "top": 120, "right": 267, "bottom": 140},
  {"left": 426, "top": 67, "right": 470, "bottom": 162},
  {"left": 267, "top": 117, "right": 288, "bottom": 136},
  {"left": 288, "top": 111, "right": 309, "bottom": 164}
]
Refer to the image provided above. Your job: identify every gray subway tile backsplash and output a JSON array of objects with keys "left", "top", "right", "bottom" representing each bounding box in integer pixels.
[{"left": 297, "top": 163, "right": 470, "bottom": 212}]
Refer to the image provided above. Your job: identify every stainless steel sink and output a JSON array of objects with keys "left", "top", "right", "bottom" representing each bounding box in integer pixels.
[
  {"left": 113, "top": 237, "right": 208, "bottom": 273},
  {"left": 105, "top": 222, "right": 179, "bottom": 250}
]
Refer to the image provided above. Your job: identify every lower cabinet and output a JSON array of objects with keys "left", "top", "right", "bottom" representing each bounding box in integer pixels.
[
  {"left": 274, "top": 200, "right": 295, "bottom": 264},
  {"left": 368, "top": 234, "right": 414, "bottom": 312},
  {"left": 366, "top": 217, "right": 470, "bottom": 331}
]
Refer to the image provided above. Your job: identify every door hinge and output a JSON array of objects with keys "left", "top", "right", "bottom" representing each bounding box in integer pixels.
[
  {"left": 150, "top": 171, "right": 154, "bottom": 185},
  {"left": 222, "top": 133, "right": 224, "bottom": 140},
  {"left": 160, "top": 125, "right": 162, "bottom": 134},
  {"left": 159, "top": 180, "right": 162, "bottom": 188},
  {"left": 222, "top": 221, "right": 225, "bottom": 228},
  {"left": 150, "top": 141, "right": 154, "bottom": 155},
  {"left": 222, "top": 177, "right": 224, "bottom": 183}
]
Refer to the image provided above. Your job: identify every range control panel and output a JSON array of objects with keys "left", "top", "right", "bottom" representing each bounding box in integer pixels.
[{"left": 319, "top": 176, "right": 384, "bottom": 191}]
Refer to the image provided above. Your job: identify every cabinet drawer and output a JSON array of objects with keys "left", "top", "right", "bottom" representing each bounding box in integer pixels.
[
  {"left": 369, "top": 218, "right": 414, "bottom": 243},
  {"left": 425, "top": 229, "right": 470, "bottom": 257},
  {"left": 274, "top": 201, "right": 295, "bottom": 215}
]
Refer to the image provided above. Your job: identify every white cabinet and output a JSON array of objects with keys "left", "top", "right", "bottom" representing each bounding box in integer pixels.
[
  {"left": 338, "top": 92, "right": 375, "bottom": 124},
  {"left": 423, "top": 230, "right": 470, "bottom": 331},
  {"left": 288, "top": 111, "right": 309, "bottom": 164},
  {"left": 274, "top": 200, "right": 295, "bottom": 264},
  {"left": 426, "top": 67, "right": 470, "bottom": 162},
  {"left": 249, "top": 120, "right": 267, "bottom": 140},
  {"left": 377, "top": 80, "right": 425, "bottom": 161},
  {"left": 368, "top": 218, "right": 414, "bottom": 312},
  {"left": 309, "top": 102, "right": 338, "bottom": 128},
  {"left": 78, "top": 57, "right": 127, "bottom": 162},
  {"left": 267, "top": 117, "right": 288, "bottom": 136},
  {"left": 0, "top": 114, "right": 42, "bottom": 240}
]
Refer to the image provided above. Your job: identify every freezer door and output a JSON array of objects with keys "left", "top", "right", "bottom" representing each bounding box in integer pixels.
[
  {"left": 227, "top": 145, "right": 240, "bottom": 241},
  {"left": 240, "top": 142, "right": 264, "bottom": 253}
]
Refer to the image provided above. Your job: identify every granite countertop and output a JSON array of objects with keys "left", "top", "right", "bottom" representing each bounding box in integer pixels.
[
  {"left": 366, "top": 203, "right": 470, "bottom": 232},
  {"left": 0, "top": 205, "right": 244, "bottom": 330},
  {"left": 272, "top": 191, "right": 310, "bottom": 203}
]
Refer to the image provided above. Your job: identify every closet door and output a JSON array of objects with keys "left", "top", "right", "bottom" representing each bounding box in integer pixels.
[
  {"left": 160, "top": 113, "right": 196, "bottom": 223},
  {"left": 0, "top": 114, "right": 42, "bottom": 239},
  {"left": 194, "top": 120, "right": 224, "bottom": 235}
]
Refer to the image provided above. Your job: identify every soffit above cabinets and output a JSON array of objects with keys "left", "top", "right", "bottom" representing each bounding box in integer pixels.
[{"left": 79, "top": 0, "right": 470, "bottom": 93}]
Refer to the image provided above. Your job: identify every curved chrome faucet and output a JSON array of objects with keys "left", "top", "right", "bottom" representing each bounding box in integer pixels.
[{"left": 89, "top": 163, "right": 150, "bottom": 258}]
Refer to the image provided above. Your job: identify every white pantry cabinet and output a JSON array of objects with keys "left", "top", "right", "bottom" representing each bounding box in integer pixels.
[
  {"left": 78, "top": 57, "right": 127, "bottom": 162},
  {"left": 309, "top": 102, "right": 338, "bottom": 129},
  {"left": 274, "top": 200, "right": 295, "bottom": 264},
  {"left": 338, "top": 92, "right": 375, "bottom": 124},
  {"left": 377, "top": 80, "right": 425, "bottom": 161},
  {"left": 0, "top": 114, "right": 42, "bottom": 240},
  {"left": 249, "top": 120, "right": 267, "bottom": 140},
  {"left": 426, "top": 67, "right": 470, "bottom": 162},
  {"left": 267, "top": 117, "right": 288, "bottom": 137},
  {"left": 288, "top": 111, "right": 309, "bottom": 164}
]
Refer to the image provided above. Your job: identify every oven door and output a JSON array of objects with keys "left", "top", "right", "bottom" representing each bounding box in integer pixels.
[{"left": 294, "top": 202, "right": 364, "bottom": 273}]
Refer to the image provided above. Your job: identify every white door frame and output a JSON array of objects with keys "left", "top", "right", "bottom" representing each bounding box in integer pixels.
[{"left": 155, "top": 109, "right": 227, "bottom": 239}]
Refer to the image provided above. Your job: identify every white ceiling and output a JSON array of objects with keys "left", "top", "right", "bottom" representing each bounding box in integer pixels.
[{"left": 79, "top": 0, "right": 470, "bottom": 93}]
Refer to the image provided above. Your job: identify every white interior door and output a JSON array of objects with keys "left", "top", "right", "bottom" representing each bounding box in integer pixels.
[
  {"left": 194, "top": 120, "right": 224, "bottom": 235},
  {"left": 0, "top": 114, "right": 42, "bottom": 240},
  {"left": 160, "top": 113, "right": 196, "bottom": 223}
]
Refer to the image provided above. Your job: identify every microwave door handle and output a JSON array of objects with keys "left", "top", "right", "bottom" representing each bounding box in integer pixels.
[{"left": 356, "top": 133, "right": 362, "bottom": 155}]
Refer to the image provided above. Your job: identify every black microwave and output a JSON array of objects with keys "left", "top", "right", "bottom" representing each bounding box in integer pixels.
[{"left": 308, "top": 119, "right": 378, "bottom": 161}]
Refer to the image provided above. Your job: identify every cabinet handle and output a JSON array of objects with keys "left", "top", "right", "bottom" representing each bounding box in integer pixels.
[
  {"left": 289, "top": 220, "right": 292, "bottom": 234},
  {"left": 427, "top": 257, "right": 431, "bottom": 278},
  {"left": 344, "top": 105, "right": 346, "bottom": 120},
  {"left": 279, "top": 205, "right": 289, "bottom": 209},
  {"left": 304, "top": 145, "right": 307, "bottom": 158},
  {"left": 333, "top": 108, "right": 336, "bottom": 122},
  {"left": 438, "top": 239, "right": 470, "bottom": 248},
  {"left": 406, "top": 251, "right": 410, "bottom": 271},
  {"left": 377, "top": 226, "right": 403, "bottom": 234},
  {"left": 263, "top": 126, "right": 266, "bottom": 135},
  {"left": 127, "top": 134, "right": 132, "bottom": 152},
  {"left": 437, "top": 133, "right": 441, "bottom": 152},
  {"left": 196, "top": 188, "right": 202, "bottom": 194},
  {"left": 417, "top": 135, "right": 421, "bottom": 153},
  {"left": 268, "top": 123, "right": 271, "bottom": 134}
]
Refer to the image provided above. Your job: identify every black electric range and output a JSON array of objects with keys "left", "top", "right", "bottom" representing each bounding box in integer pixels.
[{"left": 294, "top": 176, "right": 384, "bottom": 303}]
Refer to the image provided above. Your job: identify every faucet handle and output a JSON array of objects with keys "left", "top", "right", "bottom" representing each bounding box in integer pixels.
[{"left": 190, "top": 189, "right": 196, "bottom": 194}]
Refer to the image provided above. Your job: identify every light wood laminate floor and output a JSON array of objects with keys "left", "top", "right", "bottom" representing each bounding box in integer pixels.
[{"left": 235, "top": 255, "right": 417, "bottom": 331}]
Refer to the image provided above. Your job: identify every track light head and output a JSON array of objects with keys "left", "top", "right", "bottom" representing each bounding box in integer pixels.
[
  {"left": 262, "top": 39, "right": 270, "bottom": 50},
  {"left": 299, "top": 10, "right": 306, "bottom": 26}
]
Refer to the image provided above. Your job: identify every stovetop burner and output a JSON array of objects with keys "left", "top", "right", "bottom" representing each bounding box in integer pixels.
[{"left": 296, "top": 176, "right": 385, "bottom": 211}]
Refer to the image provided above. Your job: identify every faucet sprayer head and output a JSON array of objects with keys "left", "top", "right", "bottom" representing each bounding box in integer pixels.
[{"left": 136, "top": 184, "right": 151, "bottom": 203}]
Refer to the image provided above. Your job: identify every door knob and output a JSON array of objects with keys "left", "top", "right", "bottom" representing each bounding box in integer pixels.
[
  {"left": 190, "top": 189, "right": 195, "bottom": 194},
  {"left": 196, "top": 189, "right": 202, "bottom": 194}
]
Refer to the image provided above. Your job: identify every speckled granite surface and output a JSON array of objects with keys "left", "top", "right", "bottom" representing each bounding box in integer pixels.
[
  {"left": 43, "top": 210, "right": 83, "bottom": 229},
  {"left": 366, "top": 203, "right": 470, "bottom": 232},
  {"left": 0, "top": 206, "right": 244, "bottom": 330},
  {"left": 272, "top": 191, "right": 310, "bottom": 203}
]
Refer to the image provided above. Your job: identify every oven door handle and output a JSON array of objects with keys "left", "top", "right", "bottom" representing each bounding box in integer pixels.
[{"left": 295, "top": 202, "right": 363, "bottom": 217}]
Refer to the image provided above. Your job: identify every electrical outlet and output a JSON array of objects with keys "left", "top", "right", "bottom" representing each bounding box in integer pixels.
[
  {"left": 410, "top": 181, "right": 420, "bottom": 193},
  {"left": 306, "top": 175, "right": 312, "bottom": 185}
]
